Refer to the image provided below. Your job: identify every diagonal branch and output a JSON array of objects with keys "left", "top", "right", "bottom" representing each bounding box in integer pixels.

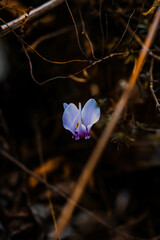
[
  {"left": 0, "top": 0, "right": 64, "bottom": 37},
  {"left": 119, "top": 15, "right": 160, "bottom": 61},
  {"left": 53, "top": 5, "right": 160, "bottom": 239},
  {"left": 0, "top": 148, "right": 66, "bottom": 198}
]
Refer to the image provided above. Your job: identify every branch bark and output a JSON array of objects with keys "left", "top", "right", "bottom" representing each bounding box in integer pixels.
[{"left": 0, "top": 0, "right": 64, "bottom": 37}]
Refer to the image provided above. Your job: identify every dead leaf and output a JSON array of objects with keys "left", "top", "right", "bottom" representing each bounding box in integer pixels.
[
  {"left": 29, "top": 156, "right": 64, "bottom": 187},
  {"left": 143, "top": 0, "right": 160, "bottom": 16}
]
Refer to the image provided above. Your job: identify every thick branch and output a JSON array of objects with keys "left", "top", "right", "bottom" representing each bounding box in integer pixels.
[{"left": 0, "top": 0, "right": 64, "bottom": 37}]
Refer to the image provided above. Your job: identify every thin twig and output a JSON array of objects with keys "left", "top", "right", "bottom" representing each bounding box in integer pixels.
[
  {"left": 22, "top": 39, "right": 129, "bottom": 85},
  {"left": 0, "top": 0, "right": 64, "bottom": 37},
  {"left": 149, "top": 58, "right": 160, "bottom": 110},
  {"left": 110, "top": 9, "right": 135, "bottom": 52},
  {"left": 79, "top": 10, "right": 96, "bottom": 60},
  {"left": 0, "top": 17, "right": 89, "bottom": 65},
  {"left": 29, "top": 25, "right": 73, "bottom": 50},
  {"left": 119, "top": 15, "right": 160, "bottom": 61},
  {"left": 53, "top": 5, "right": 160, "bottom": 239},
  {"left": 0, "top": 148, "right": 66, "bottom": 197},
  {"left": 34, "top": 122, "right": 60, "bottom": 240},
  {"left": 149, "top": 51, "right": 160, "bottom": 60},
  {"left": 64, "top": 0, "right": 88, "bottom": 60},
  {"left": 99, "top": 0, "right": 105, "bottom": 56},
  {"left": 119, "top": 15, "right": 143, "bottom": 46}
]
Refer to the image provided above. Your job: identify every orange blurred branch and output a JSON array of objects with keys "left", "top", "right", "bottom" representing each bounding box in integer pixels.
[{"left": 54, "top": 5, "right": 160, "bottom": 239}]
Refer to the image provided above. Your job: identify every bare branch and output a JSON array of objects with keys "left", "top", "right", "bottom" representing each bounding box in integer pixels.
[
  {"left": 79, "top": 10, "right": 96, "bottom": 60},
  {"left": 0, "top": 0, "right": 64, "bottom": 37},
  {"left": 64, "top": 0, "right": 88, "bottom": 60}
]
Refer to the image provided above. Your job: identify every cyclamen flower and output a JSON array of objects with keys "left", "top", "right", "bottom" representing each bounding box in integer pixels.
[{"left": 62, "top": 98, "right": 100, "bottom": 140}]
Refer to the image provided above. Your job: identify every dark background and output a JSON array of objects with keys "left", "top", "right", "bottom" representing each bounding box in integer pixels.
[{"left": 0, "top": 0, "right": 160, "bottom": 239}]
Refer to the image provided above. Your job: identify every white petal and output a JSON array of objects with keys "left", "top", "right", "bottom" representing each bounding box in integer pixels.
[
  {"left": 62, "top": 103, "right": 80, "bottom": 133},
  {"left": 63, "top": 103, "right": 68, "bottom": 110},
  {"left": 82, "top": 99, "right": 100, "bottom": 128}
]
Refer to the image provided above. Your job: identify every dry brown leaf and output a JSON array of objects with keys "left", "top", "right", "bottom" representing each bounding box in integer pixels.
[
  {"left": 143, "top": 0, "right": 160, "bottom": 16},
  {"left": 29, "top": 156, "right": 64, "bottom": 187}
]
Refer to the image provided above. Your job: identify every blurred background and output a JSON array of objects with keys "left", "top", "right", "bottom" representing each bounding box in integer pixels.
[{"left": 1, "top": 0, "right": 160, "bottom": 239}]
